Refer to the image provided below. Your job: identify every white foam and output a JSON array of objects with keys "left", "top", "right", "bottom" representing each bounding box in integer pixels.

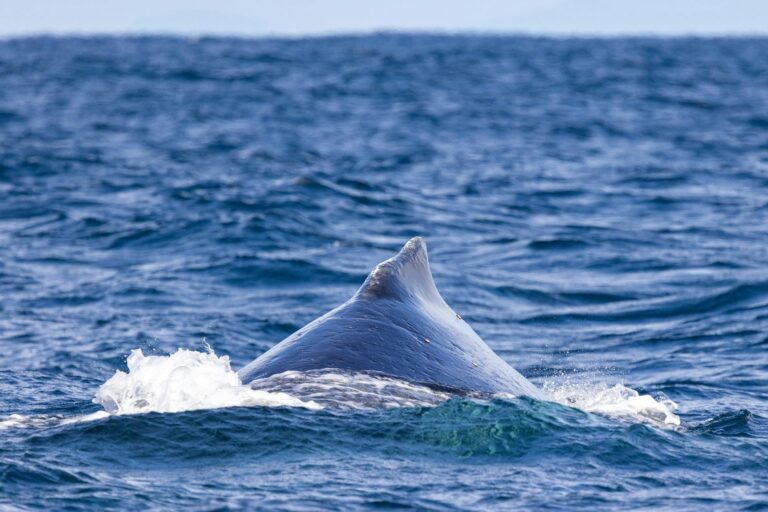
[
  {"left": 0, "top": 413, "right": 53, "bottom": 430},
  {"left": 543, "top": 378, "right": 680, "bottom": 427},
  {"left": 249, "top": 369, "right": 452, "bottom": 409},
  {"left": 0, "top": 411, "right": 109, "bottom": 431},
  {"left": 92, "top": 348, "right": 321, "bottom": 414}
]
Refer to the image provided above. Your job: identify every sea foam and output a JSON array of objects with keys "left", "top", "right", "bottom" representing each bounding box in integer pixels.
[
  {"left": 544, "top": 379, "right": 680, "bottom": 427},
  {"left": 93, "top": 348, "right": 321, "bottom": 414}
]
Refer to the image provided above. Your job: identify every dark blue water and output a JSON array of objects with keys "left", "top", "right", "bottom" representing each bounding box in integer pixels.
[{"left": 1, "top": 35, "right": 767, "bottom": 510}]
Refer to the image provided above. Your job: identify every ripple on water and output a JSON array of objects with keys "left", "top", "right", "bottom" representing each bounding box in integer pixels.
[{"left": 1, "top": 35, "right": 768, "bottom": 511}]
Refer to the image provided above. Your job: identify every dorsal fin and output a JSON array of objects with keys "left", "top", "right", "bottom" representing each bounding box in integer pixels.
[{"left": 355, "top": 237, "right": 442, "bottom": 302}]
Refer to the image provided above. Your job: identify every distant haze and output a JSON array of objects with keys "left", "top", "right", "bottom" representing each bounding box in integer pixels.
[{"left": 1, "top": 0, "right": 767, "bottom": 37}]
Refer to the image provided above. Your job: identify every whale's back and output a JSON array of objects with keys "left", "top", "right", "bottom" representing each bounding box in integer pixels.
[{"left": 238, "top": 238, "right": 543, "bottom": 398}]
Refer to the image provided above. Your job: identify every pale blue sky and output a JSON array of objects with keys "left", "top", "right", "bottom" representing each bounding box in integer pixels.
[{"left": 1, "top": 0, "right": 767, "bottom": 37}]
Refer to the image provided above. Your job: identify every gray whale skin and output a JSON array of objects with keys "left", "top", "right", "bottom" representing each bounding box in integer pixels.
[{"left": 239, "top": 237, "right": 543, "bottom": 399}]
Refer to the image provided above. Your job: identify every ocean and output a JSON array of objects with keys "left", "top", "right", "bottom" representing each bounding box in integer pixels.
[{"left": 1, "top": 34, "right": 767, "bottom": 510}]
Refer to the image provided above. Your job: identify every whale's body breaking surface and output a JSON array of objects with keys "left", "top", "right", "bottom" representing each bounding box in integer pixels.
[{"left": 239, "top": 237, "right": 544, "bottom": 399}]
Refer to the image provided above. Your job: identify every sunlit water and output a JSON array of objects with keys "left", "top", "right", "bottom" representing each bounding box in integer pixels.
[{"left": 1, "top": 35, "right": 767, "bottom": 510}]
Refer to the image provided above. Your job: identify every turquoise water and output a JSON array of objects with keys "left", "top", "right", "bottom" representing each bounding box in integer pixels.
[{"left": 1, "top": 35, "right": 767, "bottom": 510}]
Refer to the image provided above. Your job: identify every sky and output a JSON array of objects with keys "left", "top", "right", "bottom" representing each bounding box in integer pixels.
[{"left": 1, "top": 0, "right": 767, "bottom": 38}]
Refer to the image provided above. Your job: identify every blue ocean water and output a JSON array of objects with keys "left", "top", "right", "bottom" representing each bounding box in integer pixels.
[{"left": 1, "top": 34, "right": 767, "bottom": 510}]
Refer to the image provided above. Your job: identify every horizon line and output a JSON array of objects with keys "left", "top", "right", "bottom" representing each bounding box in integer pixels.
[{"left": 4, "top": 28, "right": 768, "bottom": 42}]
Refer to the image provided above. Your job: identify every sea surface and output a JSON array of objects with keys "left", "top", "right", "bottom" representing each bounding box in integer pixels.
[{"left": 1, "top": 34, "right": 767, "bottom": 511}]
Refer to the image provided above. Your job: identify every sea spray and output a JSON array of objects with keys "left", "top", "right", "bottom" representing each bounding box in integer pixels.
[
  {"left": 544, "top": 379, "right": 680, "bottom": 427},
  {"left": 93, "top": 348, "right": 321, "bottom": 414}
]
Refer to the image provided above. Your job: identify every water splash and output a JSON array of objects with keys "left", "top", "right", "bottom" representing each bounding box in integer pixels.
[
  {"left": 93, "top": 348, "right": 321, "bottom": 414},
  {"left": 543, "top": 379, "right": 680, "bottom": 427}
]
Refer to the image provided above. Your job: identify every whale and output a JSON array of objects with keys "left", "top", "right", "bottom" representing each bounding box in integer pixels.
[{"left": 239, "top": 237, "right": 544, "bottom": 399}]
